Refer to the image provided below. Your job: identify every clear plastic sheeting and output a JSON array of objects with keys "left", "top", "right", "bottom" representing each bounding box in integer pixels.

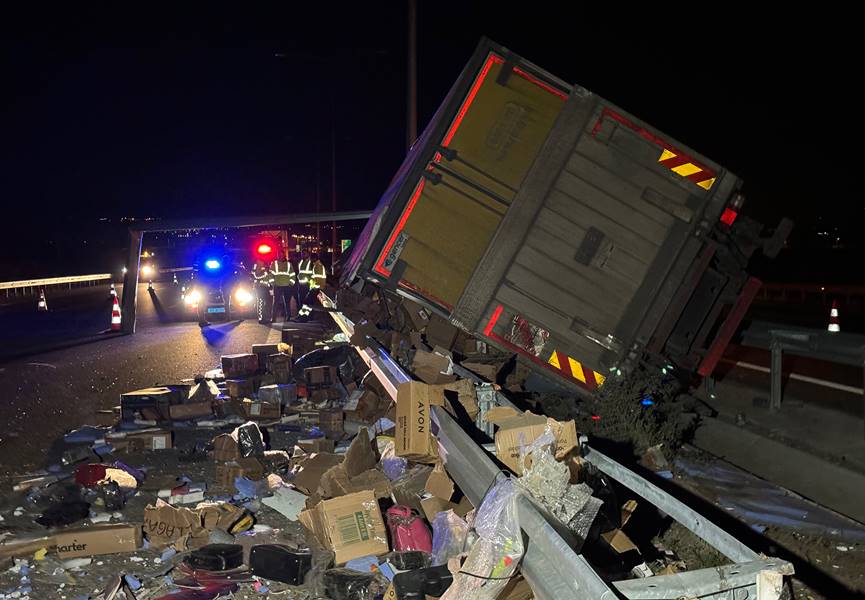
[
  {"left": 441, "top": 476, "right": 523, "bottom": 600},
  {"left": 431, "top": 509, "right": 470, "bottom": 566},
  {"left": 517, "top": 427, "right": 601, "bottom": 547}
]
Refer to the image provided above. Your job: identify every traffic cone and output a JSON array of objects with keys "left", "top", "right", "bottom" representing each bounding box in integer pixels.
[
  {"left": 181, "top": 285, "right": 186, "bottom": 300},
  {"left": 37, "top": 290, "right": 48, "bottom": 312},
  {"left": 828, "top": 300, "right": 840, "bottom": 332},
  {"left": 147, "top": 280, "right": 154, "bottom": 292},
  {"left": 109, "top": 283, "right": 117, "bottom": 298},
  {"left": 111, "top": 295, "right": 122, "bottom": 331}
]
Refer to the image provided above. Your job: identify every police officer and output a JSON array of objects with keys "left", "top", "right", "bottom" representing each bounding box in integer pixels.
[
  {"left": 296, "top": 251, "right": 313, "bottom": 320},
  {"left": 270, "top": 250, "right": 296, "bottom": 322},
  {"left": 251, "top": 261, "right": 273, "bottom": 324},
  {"left": 299, "top": 254, "right": 327, "bottom": 320}
]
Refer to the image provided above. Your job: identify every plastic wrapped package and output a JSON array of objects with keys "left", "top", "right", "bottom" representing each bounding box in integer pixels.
[
  {"left": 440, "top": 476, "right": 523, "bottom": 600},
  {"left": 517, "top": 427, "right": 602, "bottom": 547},
  {"left": 234, "top": 422, "right": 265, "bottom": 457},
  {"left": 431, "top": 509, "right": 470, "bottom": 566},
  {"left": 379, "top": 440, "right": 408, "bottom": 481},
  {"left": 323, "top": 568, "right": 389, "bottom": 600},
  {"left": 385, "top": 506, "right": 432, "bottom": 552}
]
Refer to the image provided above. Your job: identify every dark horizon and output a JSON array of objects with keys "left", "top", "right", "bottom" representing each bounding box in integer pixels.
[{"left": 1, "top": 5, "right": 860, "bottom": 277}]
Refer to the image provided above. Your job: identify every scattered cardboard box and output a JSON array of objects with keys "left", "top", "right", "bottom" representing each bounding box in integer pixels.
[
  {"left": 262, "top": 486, "right": 309, "bottom": 521},
  {"left": 113, "top": 430, "right": 172, "bottom": 452},
  {"left": 395, "top": 382, "right": 444, "bottom": 463},
  {"left": 188, "top": 380, "right": 220, "bottom": 404},
  {"left": 226, "top": 379, "right": 255, "bottom": 399},
  {"left": 487, "top": 407, "right": 578, "bottom": 474},
  {"left": 434, "top": 379, "right": 479, "bottom": 421},
  {"left": 425, "top": 314, "right": 459, "bottom": 350},
  {"left": 143, "top": 501, "right": 208, "bottom": 549},
  {"left": 54, "top": 523, "right": 142, "bottom": 559},
  {"left": 259, "top": 383, "right": 296, "bottom": 406},
  {"left": 460, "top": 361, "right": 499, "bottom": 382},
  {"left": 318, "top": 429, "right": 391, "bottom": 500},
  {"left": 120, "top": 387, "right": 180, "bottom": 422},
  {"left": 221, "top": 354, "right": 259, "bottom": 379},
  {"left": 242, "top": 400, "right": 282, "bottom": 420},
  {"left": 291, "top": 453, "right": 345, "bottom": 495},
  {"left": 425, "top": 463, "right": 454, "bottom": 501},
  {"left": 169, "top": 401, "right": 213, "bottom": 420},
  {"left": 411, "top": 349, "right": 457, "bottom": 385},
  {"left": 215, "top": 457, "right": 265, "bottom": 489},
  {"left": 391, "top": 465, "right": 434, "bottom": 514},
  {"left": 419, "top": 495, "right": 473, "bottom": 523},
  {"left": 601, "top": 500, "right": 639, "bottom": 554},
  {"left": 298, "top": 438, "right": 335, "bottom": 454},
  {"left": 299, "top": 490, "right": 388, "bottom": 564}
]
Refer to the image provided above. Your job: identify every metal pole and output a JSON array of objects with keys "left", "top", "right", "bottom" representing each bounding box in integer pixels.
[
  {"left": 770, "top": 338, "right": 783, "bottom": 411},
  {"left": 407, "top": 0, "right": 418, "bottom": 152},
  {"left": 330, "top": 93, "right": 337, "bottom": 261}
]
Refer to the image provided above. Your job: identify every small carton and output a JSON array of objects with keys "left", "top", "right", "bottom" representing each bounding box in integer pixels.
[
  {"left": 242, "top": 400, "right": 282, "bottom": 420},
  {"left": 319, "top": 408, "right": 344, "bottom": 437},
  {"left": 410, "top": 350, "right": 457, "bottom": 385},
  {"left": 291, "top": 453, "right": 345, "bottom": 495},
  {"left": 305, "top": 366, "right": 338, "bottom": 397},
  {"left": 221, "top": 354, "right": 259, "bottom": 379},
  {"left": 120, "top": 387, "right": 179, "bottom": 422},
  {"left": 487, "top": 407, "right": 578, "bottom": 475},
  {"left": 419, "top": 495, "right": 473, "bottom": 522},
  {"left": 266, "top": 353, "right": 293, "bottom": 384},
  {"left": 226, "top": 379, "right": 255, "bottom": 399},
  {"left": 53, "top": 523, "right": 142, "bottom": 559},
  {"left": 252, "top": 343, "right": 282, "bottom": 366},
  {"left": 425, "top": 314, "right": 459, "bottom": 350},
  {"left": 299, "top": 490, "right": 388, "bottom": 564},
  {"left": 212, "top": 434, "right": 241, "bottom": 462},
  {"left": 424, "top": 463, "right": 454, "bottom": 501},
  {"left": 297, "top": 438, "right": 336, "bottom": 454},
  {"left": 116, "top": 430, "right": 173, "bottom": 452},
  {"left": 460, "top": 361, "right": 500, "bottom": 383},
  {"left": 143, "top": 502, "right": 208, "bottom": 549},
  {"left": 395, "top": 382, "right": 444, "bottom": 463},
  {"left": 215, "top": 458, "right": 265, "bottom": 489},
  {"left": 258, "top": 383, "right": 297, "bottom": 406},
  {"left": 169, "top": 401, "right": 214, "bottom": 421}
]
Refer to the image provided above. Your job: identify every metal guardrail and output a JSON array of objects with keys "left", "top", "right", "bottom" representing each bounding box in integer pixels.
[
  {"left": 321, "top": 291, "right": 793, "bottom": 599},
  {"left": 0, "top": 273, "right": 112, "bottom": 295}
]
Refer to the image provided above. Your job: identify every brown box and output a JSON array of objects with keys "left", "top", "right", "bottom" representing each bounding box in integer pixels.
[
  {"left": 215, "top": 458, "right": 265, "bottom": 489},
  {"left": 258, "top": 383, "right": 296, "bottom": 406},
  {"left": 226, "top": 379, "right": 255, "bottom": 399},
  {"left": 53, "top": 523, "right": 142, "bottom": 559},
  {"left": 487, "top": 407, "right": 578, "bottom": 475},
  {"left": 242, "top": 400, "right": 282, "bottom": 420},
  {"left": 410, "top": 350, "right": 457, "bottom": 385},
  {"left": 221, "top": 354, "right": 259, "bottom": 379},
  {"left": 297, "top": 438, "right": 336, "bottom": 454},
  {"left": 395, "top": 382, "right": 444, "bottom": 463},
  {"left": 319, "top": 408, "right": 344, "bottom": 436},
  {"left": 305, "top": 365, "right": 338, "bottom": 387},
  {"left": 460, "top": 361, "right": 500, "bottom": 383},
  {"left": 169, "top": 401, "right": 214, "bottom": 421},
  {"left": 310, "top": 388, "right": 341, "bottom": 403},
  {"left": 116, "top": 430, "right": 173, "bottom": 452},
  {"left": 299, "top": 490, "right": 388, "bottom": 565},
  {"left": 425, "top": 314, "right": 459, "bottom": 350},
  {"left": 212, "top": 434, "right": 241, "bottom": 462},
  {"left": 120, "top": 387, "right": 180, "bottom": 422},
  {"left": 188, "top": 380, "right": 220, "bottom": 404},
  {"left": 266, "top": 353, "right": 293, "bottom": 384},
  {"left": 252, "top": 343, "right": 282, "bottom": 364}
]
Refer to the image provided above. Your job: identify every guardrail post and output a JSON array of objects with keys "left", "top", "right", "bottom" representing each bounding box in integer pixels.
[
  {"left": 121, "top": 229, "right": 143, "bottom": 334},
  {"left": 770, "top": 337, "right": 783, "bottom": 411}
]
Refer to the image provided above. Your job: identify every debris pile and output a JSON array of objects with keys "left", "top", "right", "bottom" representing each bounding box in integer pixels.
[{"left": 0, "top": 292, "right": 754, "bottom": 599}]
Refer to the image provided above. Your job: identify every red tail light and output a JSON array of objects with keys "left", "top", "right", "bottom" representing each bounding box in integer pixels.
[{"left": 720, "top": 207, "right": 738, "bottom": 227}]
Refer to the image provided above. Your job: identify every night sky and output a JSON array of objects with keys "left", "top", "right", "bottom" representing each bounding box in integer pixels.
[{"left": 1, "top": 5, "right": 859, "bottom": 275}]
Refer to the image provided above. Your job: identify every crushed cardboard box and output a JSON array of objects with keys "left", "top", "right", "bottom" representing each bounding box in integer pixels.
[
  {"left": 460, "top": 361, "right": 500, "bottom": 383},
  {"left": 221, "top": 354, "right": 259, "bottom": 379},
  {"left": 318, "top": 429, "right": 391, "bottom": 500},
  {"left": 291, "top": 452, "right": 345, "bottom": 495},
  {"left": 434, "top": 379, "right": 479, "bottom": 421},
  {"left": 411, "top": 349, "right": 457, "bottom": 385},
  {"left": 425, "top": 462, "right": 455, "bottom": 501},
  {"left": 601, "top": 500, "right": 639, "bottom": 554},
  {"left": 299, "top": 490, "right": 388, "bottom": 565},
  {"left": 487, "top": 407, "right": 578, "bottom": 474},
  {"left": 53, "top": 523, "right": 142, "bottom": 559},
  {"left": 169, "top": 401, "right": 214, "bottom": 420},
  {"left": 395, "top": 382, "right": 444, "bottom": 463}
]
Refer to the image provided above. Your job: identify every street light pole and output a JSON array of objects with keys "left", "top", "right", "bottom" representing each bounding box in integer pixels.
[{"left": 407, "top": 0, "right": 418, "bottom": 152}]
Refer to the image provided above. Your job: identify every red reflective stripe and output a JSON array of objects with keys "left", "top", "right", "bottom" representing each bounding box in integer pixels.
[
  {"left": 374, "top": 181, "right": 426, "bottom": 277},
  {"left": 697, "top": 277, "right": 762, "bottom": 377},
  {"left": 512, "top": 66, "right": 568, "bottom": 100},
  {"left": 659, "top": 154, "right": 693, "bottom": 170},
  {"left": 484, "top": 304, "right": 505, "bottom": 337},
  {"left": 592, "top": 107, "right": 715, "bottom": 178}
]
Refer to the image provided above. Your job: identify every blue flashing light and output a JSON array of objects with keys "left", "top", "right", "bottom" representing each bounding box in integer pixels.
[
  {"left": 204, "top": 259, "right": 221, "bottom": 271},
  {"left": 641, "top": 397, "right": 654, "bottom": 407}
]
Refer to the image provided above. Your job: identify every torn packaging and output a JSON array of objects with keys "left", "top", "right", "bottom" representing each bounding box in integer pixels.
[
  {"left": 411, "top": 350, "right": 457, "bottom": 385},
  {"left": 299, "top": 490, "right": 388, "bottom": 564},
  {"left": 291, "top": 453, "right": 345, "bottom": 495},
  {"left": 486, "top": 407, "right": 578, "bottom": 475},
  {"left": 188, "top": 379, "right": 220, "bottom": 403},
  {"left": 212, "top": 434, "right": 241, "bottom": 462},
  {"left": 395, "top": 382, "right": 444, "bottom": 463},
  {"left": 144, "top": 502, "right": 208, "bottom": 549},
  {"left": 112, "top": 430, "right": 172, "bottom": 452},
  {"left": 433, "top": 379, "right": 479, "bottom": 421},
  {"left": 318, "top": 429, "right": 392, "bottom": 500},
  {"left": 460, "top": 361, "right": 500, "bottom": 383},
  {"left": 215, "top": 458, "right": 265, "bottom": 489},
  {"left": 226, "top": 379, "right": 255, "bottom": 399},
  {"left": 420, "top": 495, "right": 473, "bottom": 523},
  {"left": 392, "top": 465, "right": 434, "bottom": 514},
  {"left": 120, "top": 387, "right": 181, "bottom": 421},
  {"left": 169, "top": 401, "right": 214, "bottom": 420},
  {"left": 425, "top": 463, "right": 454, "bottom": 501}
]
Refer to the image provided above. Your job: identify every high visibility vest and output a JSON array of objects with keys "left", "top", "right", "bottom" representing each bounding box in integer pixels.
[
  {"left": 252, "top": 264, "right": 270, "bottom": 284},
  {"left": 298, "top": 258, "right": 313, "bottom": 285},
  {"left": 271, "top": 260, "right": 296, "bottom": 287},
  {"left": 310, "top": 261, "right": 327, "bottom": 290}
]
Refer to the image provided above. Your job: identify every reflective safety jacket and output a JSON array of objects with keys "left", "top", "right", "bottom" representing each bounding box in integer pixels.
[
  {"left": 310, "top": 260, "right": 327, "bottom": 290},
  {"left": 298, "top": 258, "right": 313, "bottom": 285},
  {"left": 270, "top": 260, "right": 296, "bottom": 287},
  {"left": 252, "top": 263, "right": 272, "bottom": 285}
]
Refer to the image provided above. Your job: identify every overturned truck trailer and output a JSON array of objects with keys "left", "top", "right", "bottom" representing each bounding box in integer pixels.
[{"left": 344, "top": 38, "right": 789, "bottom": 394}]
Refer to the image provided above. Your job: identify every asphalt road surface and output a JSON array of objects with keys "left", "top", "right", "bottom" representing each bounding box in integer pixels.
[{"left": 0, "top": 281, "right": 284, "bottom": 474}]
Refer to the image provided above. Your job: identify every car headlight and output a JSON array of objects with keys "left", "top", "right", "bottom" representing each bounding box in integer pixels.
[
  {"left": 185, "top": 289, "right": 202, "bottom": 305},
  {"left": 141, "top": 264, "right": 154, "bottom": 277},
  {"left": 234, "top": 287, "right": 253, "bottom": 305}
]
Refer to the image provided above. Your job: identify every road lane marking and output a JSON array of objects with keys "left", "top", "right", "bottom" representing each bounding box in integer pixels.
[{"left": 724, "top": 359, "right": 864, "bottom": 395}]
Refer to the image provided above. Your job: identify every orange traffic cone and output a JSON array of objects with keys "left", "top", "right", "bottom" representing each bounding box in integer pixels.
[
  {"left": 828, "top": 300, "right": 840, "bottom": 332},
  {"left": 109, "top": 283, "right": 117, "bottom": 298},
  {"left": 37, "top": 290, "right": 48, "bottom": 312},
  {"left": 111, "top": 295, "right": 122, "bottom": 331}
]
